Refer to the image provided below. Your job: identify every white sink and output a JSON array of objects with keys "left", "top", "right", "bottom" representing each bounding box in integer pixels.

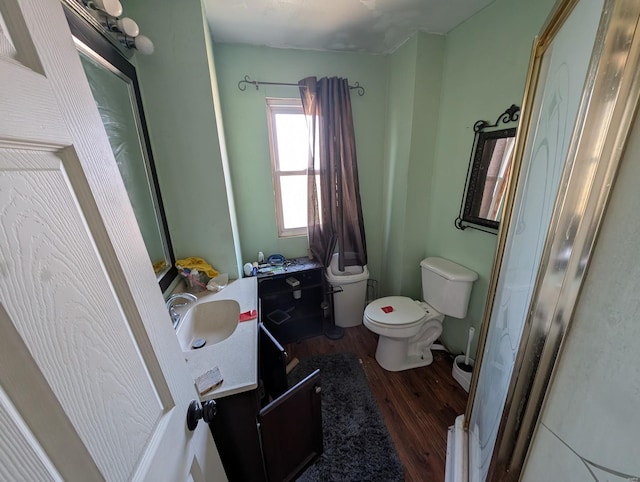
[{"left": 176, "top": 299, "right": 240, "bottom": 351}]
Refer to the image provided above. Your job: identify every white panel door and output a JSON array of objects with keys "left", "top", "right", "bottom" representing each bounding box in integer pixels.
[{"left": 0, "top": 1, "right": 225, "bottom": 480}]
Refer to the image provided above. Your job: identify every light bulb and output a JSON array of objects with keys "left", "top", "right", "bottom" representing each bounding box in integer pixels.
[
  {"left": 90, "top": 0, "right": 122, "bottom": 17},
  {"left": 117, "top": 17, "right": 139, "bottom": 37},
  {"left": 134, "top": 35, "right": 154, "bottom": 55}
]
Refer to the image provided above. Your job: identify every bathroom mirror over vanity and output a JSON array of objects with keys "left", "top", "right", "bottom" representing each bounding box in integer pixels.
[
  {"left": 455, "top": 104, "right": 520, "bottom": 233},
  {"left": 62, "top": 2, "right": 177, "bottom": 291}
]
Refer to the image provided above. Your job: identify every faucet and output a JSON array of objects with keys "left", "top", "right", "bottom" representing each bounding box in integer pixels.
[{"left": 166, "top": 292, "right": 198, "bottom": 329}]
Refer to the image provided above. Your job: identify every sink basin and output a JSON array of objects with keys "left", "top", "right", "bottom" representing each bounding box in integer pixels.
[{"left": 176, "top": 299, "right": 240, "bottom": 351}]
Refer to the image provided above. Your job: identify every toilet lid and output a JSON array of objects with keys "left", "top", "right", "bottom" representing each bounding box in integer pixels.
[{"left": 364, "top": 296, "right": 426, "bottom": 326}]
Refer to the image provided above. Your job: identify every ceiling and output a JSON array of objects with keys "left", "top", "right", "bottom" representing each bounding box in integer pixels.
[{"left": 203, "top": 0, "right": 495, "bottom": 54}]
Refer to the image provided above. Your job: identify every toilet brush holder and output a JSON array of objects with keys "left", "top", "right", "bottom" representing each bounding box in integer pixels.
[{"left": 452, "top": 355, "right": 474, "bottom": 393}]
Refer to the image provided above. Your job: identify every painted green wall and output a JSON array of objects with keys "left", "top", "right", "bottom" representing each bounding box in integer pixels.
[
  {"left": 381, "top": 37, "right": 418, "bottom": 296},
  {"left": 381, "top": 34, "right": 446, "bottom": 299},
  {"left": 426, "top": 0, "right": 556, "bottom": 356},
  {"left": 126, "top": 0, "right": 241, "bottom": 279},
  {"left": 202, "top": 15, "right": 244, "bottom": 279},
  {"left": 214, "top": 44, "right": 388, "bottom": 281}
]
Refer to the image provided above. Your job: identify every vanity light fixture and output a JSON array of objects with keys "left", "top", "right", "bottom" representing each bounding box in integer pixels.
[
  {"left": 105, "top": 16, "right": 139, "bottom": 37},
  {"left": 79, "top": 0, "right": 154, "bottom": 54},
  {"left": 85, "top": 0, "right": 122, "bottom": 17},
  {"left": 119, "top": 34, "right": 155, "bottom": 55}
]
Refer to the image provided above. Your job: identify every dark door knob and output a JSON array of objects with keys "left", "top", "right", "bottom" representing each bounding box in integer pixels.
[{"left": 186, "top": 399, "right": 217, "bottom": 431}]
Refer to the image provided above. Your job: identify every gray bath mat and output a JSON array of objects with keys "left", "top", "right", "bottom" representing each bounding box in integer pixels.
[{"left": 288, "top": 352, "right": 404, "bottom": 481}]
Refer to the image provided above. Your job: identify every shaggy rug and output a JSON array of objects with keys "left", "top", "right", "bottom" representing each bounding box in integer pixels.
[{"left": 288, "top": 352, "right": 404, "bottom": 481}]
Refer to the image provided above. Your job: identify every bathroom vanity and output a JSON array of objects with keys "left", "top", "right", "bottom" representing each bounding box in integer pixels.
[
  {"left": 181, "top": 278, "right": 323, "bottom": 481},
  {"left": 258, "top": 257, "right": 331, "bottom": 344}
]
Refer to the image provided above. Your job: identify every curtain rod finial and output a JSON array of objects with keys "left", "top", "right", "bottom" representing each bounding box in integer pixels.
[
  {"left": 238, "top": 75, "right": 257, "bottom": 92},
  {"left": 350, "top": 81, "right": 365, "bottom": 96}
]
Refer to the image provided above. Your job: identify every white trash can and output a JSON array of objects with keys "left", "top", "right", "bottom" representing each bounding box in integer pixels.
[{"left": 326, "top": 253, "right": 370, "bottom": 328}]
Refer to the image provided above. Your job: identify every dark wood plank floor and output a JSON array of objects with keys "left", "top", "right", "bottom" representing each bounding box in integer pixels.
[{"left": 285, "top": 325, "right": 468, "bottom": 482}]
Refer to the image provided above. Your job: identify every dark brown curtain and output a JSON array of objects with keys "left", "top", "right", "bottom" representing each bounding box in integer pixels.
[{"left": 298, "top": 76, "right": 367, "bottom": 270}]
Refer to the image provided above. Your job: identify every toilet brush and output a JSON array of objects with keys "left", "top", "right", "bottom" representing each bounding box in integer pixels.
[
  {"left": 459, "top": 327, "right": 475, "bottom": 372},
  {"left": 452, "top": 327, "right": 475, "bottom": 391}
]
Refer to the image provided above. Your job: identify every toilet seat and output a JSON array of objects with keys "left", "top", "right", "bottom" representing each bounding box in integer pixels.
[{"left": 364, "top": 296, "right": 429, "bottom": 327}]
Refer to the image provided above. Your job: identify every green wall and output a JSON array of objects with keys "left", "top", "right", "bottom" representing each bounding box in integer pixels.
[
  {"left": 127, "top": 0, "right": 241, "bottom": 279},
  {"left": 214, "top": 44, "right": 388, "bottom": 281},
  {"left": 427, "top": 0, "right": 556, "bottom": 355},
  {"left": 202, "top": 14, "right": 244, "bottom": 279},
  {"left": 382, "top": 33, "right": 446, "bottom": 299},
  {"left": 381, "top": 37, "right": 418, "bottom": 296}
]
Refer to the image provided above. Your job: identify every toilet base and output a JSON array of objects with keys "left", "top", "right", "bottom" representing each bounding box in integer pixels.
[{"left": 374, "top": 336, "right": 435, "bottom": 372}]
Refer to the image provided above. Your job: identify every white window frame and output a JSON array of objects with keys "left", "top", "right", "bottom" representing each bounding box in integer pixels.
[{"left": 266, "top": 98, "right": 308, "bottom": 238}]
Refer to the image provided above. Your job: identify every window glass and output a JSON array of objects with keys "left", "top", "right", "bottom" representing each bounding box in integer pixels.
[
  {"left": 280, "top": 176, "right": 307, "bottom": 229},
  {"left": 274, "top": 113, "right": 309, "bottom": 171}
]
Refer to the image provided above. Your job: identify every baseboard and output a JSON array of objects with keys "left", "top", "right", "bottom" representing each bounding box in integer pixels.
[{"left": 445, "top": 415, "right": 467, "bottom": 482}]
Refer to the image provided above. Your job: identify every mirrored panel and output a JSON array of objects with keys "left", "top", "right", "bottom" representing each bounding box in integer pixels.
[
  {"left": 64, "top": 5, "right": 177, "bottom": 291},
  {"left": 455, "top": 105, "right": 520, "bottom": 233}
]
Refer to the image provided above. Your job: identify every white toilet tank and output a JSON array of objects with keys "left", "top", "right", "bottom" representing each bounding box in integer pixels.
[{"left": 420, "top": 257, "right": 478, "bottom": 319}]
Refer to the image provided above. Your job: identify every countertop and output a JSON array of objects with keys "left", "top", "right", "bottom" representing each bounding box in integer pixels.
[
  {"left": 255, "top": 256, "right": 323, "bottom": 278},
  {"left": 182, "top": 277, "right": 258, "bottom": 401}
]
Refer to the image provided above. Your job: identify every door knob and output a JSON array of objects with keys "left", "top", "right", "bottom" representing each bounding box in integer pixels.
[{"left": 186, "top": 399, "right": 217, "bottom": 431}]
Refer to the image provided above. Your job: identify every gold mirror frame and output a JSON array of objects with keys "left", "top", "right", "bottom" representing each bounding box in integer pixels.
[{"left": 465, "top": 0, "right": 640, "bottom": 480}]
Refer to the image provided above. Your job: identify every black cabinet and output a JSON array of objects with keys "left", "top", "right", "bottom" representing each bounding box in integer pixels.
[
  {"left": 208, "top": 324, "right": 322, "bottom": 482},
  {"left": 258, "top": 257, "right": 331, "bottom": 344}
]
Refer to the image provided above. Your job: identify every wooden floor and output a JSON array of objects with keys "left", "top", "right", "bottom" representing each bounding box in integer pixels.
[{"left": 286, "top": 325, "right": 468, "bottom": 482}]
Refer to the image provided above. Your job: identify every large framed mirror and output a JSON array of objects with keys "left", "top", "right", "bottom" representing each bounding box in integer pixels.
[
  {"left": 455, "top": 105, "right": 520, "bottom": 233},
  {"left": 63, "top": 2, "right": 177, "bottom": 291}
]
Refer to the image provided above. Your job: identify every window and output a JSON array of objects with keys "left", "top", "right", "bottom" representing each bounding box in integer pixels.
[{"left": 266, "top": 98, "right": 310, "bottom": 237}]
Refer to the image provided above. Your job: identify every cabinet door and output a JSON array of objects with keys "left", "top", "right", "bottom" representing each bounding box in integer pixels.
[
  {"left": 259, "top": 370, "right": 323, "bottom": 482},
  {"left": 259, "top": 322, "right": 289, "bottom": 401}
]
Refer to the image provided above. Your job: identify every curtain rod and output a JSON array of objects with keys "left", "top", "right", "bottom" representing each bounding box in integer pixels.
[{"left": 237, "top": 75, "right": 365, "bottom": 96}]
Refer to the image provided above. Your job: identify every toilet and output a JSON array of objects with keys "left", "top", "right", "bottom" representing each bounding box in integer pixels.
[{"left": 363, "top": 257, "right": 477, "bottom": 372}]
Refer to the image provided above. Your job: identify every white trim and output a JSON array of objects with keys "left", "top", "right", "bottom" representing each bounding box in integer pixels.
[
  {"left": 446, "top": 415, "right": 468, "bottom": 482},
  {"left": 266, "top": 97, "right": 308, "bottom": 238}
]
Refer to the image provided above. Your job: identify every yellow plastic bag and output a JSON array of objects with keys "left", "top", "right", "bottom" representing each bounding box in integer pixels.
[{"left": 175, "top": 257, "right": 219, "bottom": 278}]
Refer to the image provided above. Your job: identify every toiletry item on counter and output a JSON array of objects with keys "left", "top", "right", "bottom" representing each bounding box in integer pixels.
[
  {"left": 243, "top": 262, "right": 253, "bottom": 277},
  {"left": 206, "top": 273, "right": 228, "bottom": 292},
  {"left": 267, "top": 254, "right": 285, "bottom": 266},
  {"left": 195, "top": 367, "right": 223, "bottom": 395},
  {"left": 176, "top": 256, "right": 220, "bottom": 291},
  {"left": 239, "top": 309, "right": 257, "bottom": 322},
  {"left": 182, "top": 268, "right": 207, "bottom": 291},
  {"left": 258, "top": 266, "right": 285, "bottom": 275}
]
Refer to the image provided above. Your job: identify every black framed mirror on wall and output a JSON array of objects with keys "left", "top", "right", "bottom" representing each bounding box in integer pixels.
[
  {"left": 63, "top": 2, "right": 178, "bottom": 291},
  {"left": 455, "top": 104, "right": 520, "bottom": 233}
]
